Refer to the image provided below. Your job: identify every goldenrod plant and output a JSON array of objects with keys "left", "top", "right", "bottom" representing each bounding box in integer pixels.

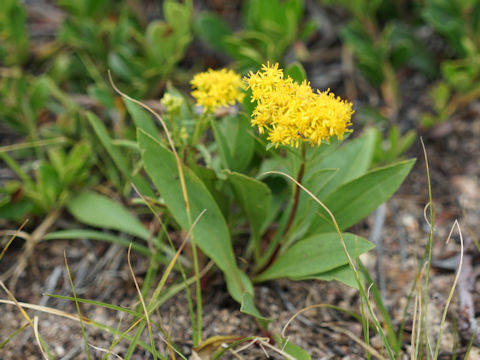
[
  {"left": 107, "top": 63, "right": 415, "bottom": 319},
  {"left": 1, "top": 1, "right": 473, "bottom": 358}
]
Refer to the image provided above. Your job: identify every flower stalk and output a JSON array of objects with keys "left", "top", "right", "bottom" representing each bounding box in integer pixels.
[{"left": 282, "top": 143, "right": 306, "bottom": 239}]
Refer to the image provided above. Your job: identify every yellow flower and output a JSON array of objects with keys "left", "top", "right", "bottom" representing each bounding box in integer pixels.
[
  {"left": 245, "top": 63, "right": 354, "bottom": 147},
  {"left": 190, "top": 68, "right": 245, "bottom": 113}
]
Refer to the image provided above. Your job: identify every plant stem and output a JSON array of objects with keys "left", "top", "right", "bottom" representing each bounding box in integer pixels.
[
  {"left": 281, "top": 144, "right": 306, "bottom": 239},
  {"left": 254, "top": 145, "right": 307, "bottom": 275},
  {"left": 191, "top": 113, "right": 208, "bottom": 146}
]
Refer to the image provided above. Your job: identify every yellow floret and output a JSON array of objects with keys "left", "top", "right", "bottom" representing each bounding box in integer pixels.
[
  {"left": 245, "top": 63, "right": 354, "bottom": 147},
  {"left": 190, "top": 68, "right": 245, "bottom": 113}
]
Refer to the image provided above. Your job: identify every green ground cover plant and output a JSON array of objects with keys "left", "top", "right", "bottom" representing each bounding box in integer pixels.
[{"left": 421, "top": 0, "right": 480, "bottom": 127}]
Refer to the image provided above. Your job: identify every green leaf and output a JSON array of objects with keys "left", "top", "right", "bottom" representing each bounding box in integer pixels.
[
  {"left": 86, "top": 112, "right": 154, "bottom": 197},
  {"left": 422, "top": 1, "right": 466, "bottom": 55},
  {"left": 241, "top": 292, "right": 272, "bottom": 329},
  {"left": 30, "top": 76, "right": 50, "bottom": 114},
  {"left": 164, "top": 0, "right": 191, "bottom": 33},
  {"left": 66, "top": 191, "right": 150, "bottom": 241},
  {"left": 226, "top": 171, "right": 271, "bottom": 240},
  {"left": 285, "top": 61, "right": 307, "bottom": 83},
  {"left": 310, "top": 129, "right": 376, "bottom": 200},
  {"left": 210, "top": 118, "right": 233, "bottom": 170},
  {"left": 341, "top": 22, "right": 385, "bottom": 85},
  {"left": 310, "top": 158, "right": 416, "bottom": 233},
  {"left": 45, "top": 230, "right": 152, "bottom": 258},
  {"left": 286, "top": 168, "right": 338, "bottom": 243},
  {"left": 138, "top": 129, "right": 252, "bottom": 302},
  {"left": 108, "top": 52, "right": 135, "bottom": 81},
  {"left": 211, "top": 115, "right": 255, "bottom": 172},
  {"left": 193, "top": 12, "right": 233, "bottom": 53},
  {"left": 273, "top": 335, "right": 311, "bottom": 360},
  {"left": 254, "top": 232, "right": 373, "bottom": 282},
  {"left": 124, "top": 100, "right": 160, "bottom": 138},
  {"left": 293, "top": 264, "right": 359, "bottom": 288},
  {"left": 0, "top": 199, "right": 32, "bottom": 221}
]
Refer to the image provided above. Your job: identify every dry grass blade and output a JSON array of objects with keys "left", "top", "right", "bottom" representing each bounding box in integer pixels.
[
  {"left": 261, "top": 170, "right": 357, "bottom": 270},
  {"left": 0, "top": 280, "right": 34, "bottom": 328},
  {"left": 0, "top": 230, "right": 31, "bottom": 282},
  {"left": 281, "top": 303, "right": 359, "bottom": 338},
  {"left": 434, "top": 220, "right": 464, "bottom": 358},
  {"left": 149, "top": 208, "right": 207, "bottom": 304},
  {"left": 89, "top": 343, "right": 124, "bottom": 359},
  {"left": 33, "top": 316, "right": 49, "bottom": 360},
  {"left": 0, "top": 322, "right": 29, "bottom": 349},
  {"left": 0, "top": 298, "right": 158, "bottom": 355},
  {"left": 0, "top": 299, "right": 88, "bottom": 321},
  {"left": 326, "top": 323, "right": 387, "bottom": 360},
  {"left": 110, "top": 209, "right": 207, "bottom": 358},
  {"left": 0, "top": 219, "right": 28, "bottom": 262},
  {"left": 0, "top": 137, "right": 67, "bottom": 153},
  {"left": 412, "top": 261, "right": 429, "bottom": 359},
  {"left": 127, "top": 243, "right": 157, "bottom": 359},
  {"left": 420, "top": 137, "right": 435, "bottom": 358},
  {"left": 423, "top": 202, "right": 432, "bottom": 227},
  {"left": 8, "top": 209, "right": 61, "bottom": 291},
  {"left": 64, "top": 250, "right": 91, "bottom": 359},
  {"left": 0, "top": 280, "right": 53, "bottom": 357},
  {"left": 230, "top": 337, "right": 296, "bottom": 360}
]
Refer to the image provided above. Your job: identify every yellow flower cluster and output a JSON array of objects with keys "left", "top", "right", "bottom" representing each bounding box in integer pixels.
[
  {"left": 245, "top": 63, "right": 354, "bottom": 147},
  {"left": 190, "top": 68, "right": 245, "bottom": 113}
]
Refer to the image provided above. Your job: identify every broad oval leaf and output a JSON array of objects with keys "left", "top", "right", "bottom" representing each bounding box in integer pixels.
[
  {"left": 240, "top": 292, "right": 272, "bottom": 329},
  {"left": 308, "top": 158, "right": 416, "bottom": 234},
  {"left": 66, "top": 190, "right": 150, "bottom": 241},
  {"left": 293, "top": 264, "right": 359, "bottom": 288},
  {"left": 212, "top": 115, "right": 255, "bottom": 172},
  {"left": 309, "top": 128, "right": 376, "bottom": 200},
  {"left": 226, "top": 171, "right": 271, "bottom": 239},
  {"left": 138, "top": 130, "right": 252, "bottom": 302},
  {"left": 254, "top": 232, "right": 373, "bottom": 282},
  {"left": 124, "top": 100, "right": 160, "bottom": 138},
  {"left": 285, "top": 62, "right": 307, "bottom": 84}
]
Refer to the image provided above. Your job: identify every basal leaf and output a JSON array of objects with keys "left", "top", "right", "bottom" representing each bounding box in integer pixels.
[
  {"left": 66, "top": 191, "right": 150, "bottom": 241},
  {"left": 309, "top": 158, "right": 415, "bottom": 234},
  {"left": 240, "top": 292, "right": 272, "bottom": 329},
  {"left": 86, "top": 112, "right": 154, "bottom": 197},
  {"left": 45, "top": 229, "right": 153, "bottom": 259},
  {"left": 293, "top": 264, "right": 359, "bottom": 288},
  {"left": 226, "top": 171, "right": 271, "bottom": 241},
  {"left": 254, "top": 232, "right": 373, "bottom": 282},
  {"left": 285, "top": 61, "right": 307, "bottom": 83},
  {"left": 285, "top": 168, "right": 337, "bottom": 244},
  {"left": 212, "top": 115, "right": 255, "bottom": 172},
  {"left": 138, "top": 129, "right": 252, "bottom": 302},
  {"left": 310, "top": 128, "right": 376, "bottom": 200},
  {"left": 273, "top": 335, "right": 311, "bottom": 360},
  {"left": 124, "top": 100, "right": 160, "bottom": 138}
]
